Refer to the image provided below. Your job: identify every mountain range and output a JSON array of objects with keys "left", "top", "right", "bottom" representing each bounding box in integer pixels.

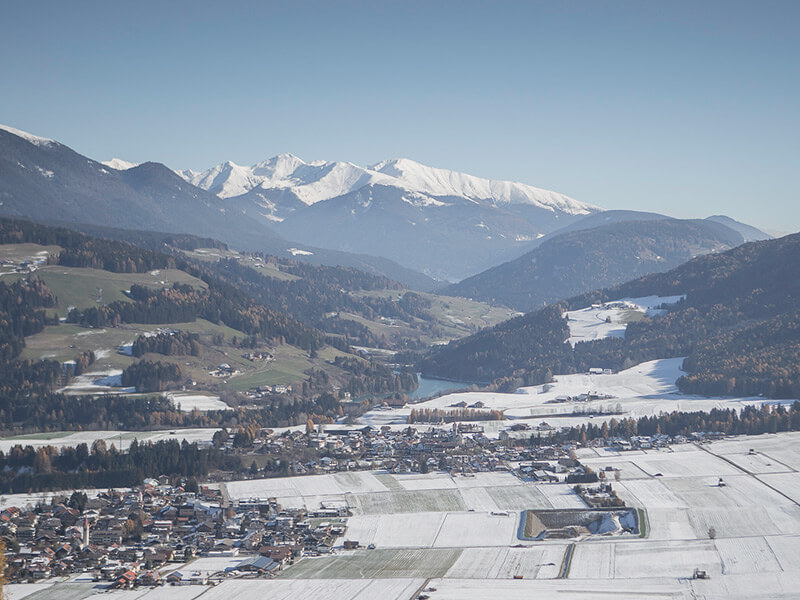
[
  {"left": 0, "top": 123, "right": 770, "bottom": 297},
  {"left": 174, "top": 155, "right": 599, "bottom": 280},
  {"left": 0, "top": 125, "right": 434, "bottom": 289}
]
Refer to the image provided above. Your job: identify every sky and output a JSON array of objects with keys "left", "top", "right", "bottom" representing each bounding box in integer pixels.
[{"left": 2, "top": 0, "right": 798, "bottom": 234}]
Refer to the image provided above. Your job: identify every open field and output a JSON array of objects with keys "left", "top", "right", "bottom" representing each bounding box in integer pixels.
[
  {"left": 409, "top": 577, "right": 690, "bottom": 599},
  {"left": 202, "top": 578, "right": 425, "bottom": 600},
  {"left": 282, "top": 548, "right": 463, "bottom": 579},
  {"left": 360, "top": 357, "right": 771, "bottom": 434},
  {"left": 9, "top": 582, "right": 100, "bottom": 600},
  {"left": 444, "top": 545, "right": 565, "bottom": 579},
  {"left": 352, "top": 489, "right": 467, "bottom": 514},
  {"left": 613, "top": 539, "right": 721, "bottom": 578},
  {"left": 344, "top": 512, "right": 445, "bottom": 548},
  {"left": 0, "top": 428, "right": 219, "bottom": 454},
  {"left": 433, "top": 511, "right": 519, "bottom": 547}
]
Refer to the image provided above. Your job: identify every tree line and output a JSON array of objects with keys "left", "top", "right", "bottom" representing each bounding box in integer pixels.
[
  {"left": 131, "top": 330, "right": 202, "bottom": 357},
  {"left": 529, "top": 402, "right": 800, "bottom": 446},
  {"left": 0, "top": 438, "right": 215, "bottom": 493}
]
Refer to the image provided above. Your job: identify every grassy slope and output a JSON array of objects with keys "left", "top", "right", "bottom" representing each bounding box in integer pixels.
[{"left": 7, "top": 244, "right": 349, "bottom": 389}]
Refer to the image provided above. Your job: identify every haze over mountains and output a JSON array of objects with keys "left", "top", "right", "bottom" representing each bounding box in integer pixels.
[
  {"left": 0, "top": 125, "right": 434, "bottom": 289},
  {"left": 0, "top": 123, "right": 770, "bottom": 300},
  {"left": 175, "top": 154, "right": 598, "bottom": 280}
]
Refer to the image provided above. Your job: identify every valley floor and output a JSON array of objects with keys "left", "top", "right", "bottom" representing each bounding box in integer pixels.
[
  {"left": 9, "top": 431, "right": 800, "bottom": 599},
  {"left": 359, "top": 357, "right": 772, "bottom": 434}
]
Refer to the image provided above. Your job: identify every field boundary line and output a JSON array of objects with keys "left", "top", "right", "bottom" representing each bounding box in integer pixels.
[
  {"left": 694, "top": 443, "right": 800, "bottom": 508},
  {"left": 409, "top": 578, "right": 432, "bottom": 600},
  {"left": 756, "top": 451, "right": 798, "bottom": 473},
  {"left": 558, "top": 543, "right": 575, "bottom": 578}
]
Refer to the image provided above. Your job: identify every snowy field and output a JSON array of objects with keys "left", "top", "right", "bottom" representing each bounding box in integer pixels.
[
  {"left": 0, "top": 428, "right": 218, "bottom": 453},
  {"left": 166, "top": 392, "right": 229, "bottom": 412},
  {"left": 259, "top": 431, "right": 800, "bottom": 598},
  {"left": 7, "top": 580, "right": 424, "bottom": 600},
  {"left": 224, "top": 470, "right": 551, "bottom": 515},
  {"left": 444, "top": 545, "right": 565, "bottom": 579},
  {"left": 415, "top": 577, "right": 690, "bottom": 599},
  {"left": 359, "top": 357, "right": 771, "bottom": 434},
  {"left": 564, "top": 295, "right": 684, "bottom": 346}
]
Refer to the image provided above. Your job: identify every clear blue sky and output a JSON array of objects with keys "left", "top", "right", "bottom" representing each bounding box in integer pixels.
[{"left": 2, "top": 1, "right": 798, "bottom": 233}]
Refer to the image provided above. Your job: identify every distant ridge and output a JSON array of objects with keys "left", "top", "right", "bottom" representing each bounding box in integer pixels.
[{"left": 443, "top": 216, "right": 757, "bottom": 311}]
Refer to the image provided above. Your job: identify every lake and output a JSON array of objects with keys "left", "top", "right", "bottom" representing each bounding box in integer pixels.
[{"left": 408, "top": 374, "right": 473, "bottom": 400}]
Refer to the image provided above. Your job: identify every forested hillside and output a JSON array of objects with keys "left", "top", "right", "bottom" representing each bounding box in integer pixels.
[
  {"left": 423, "top": 232, "right": 800, "bottom": 397},
  {"left": 0, "top": 218, "right": 418, "bottom": 433},
  {"left": 444, "top": 218, "right": 744, "bottom": 311}
]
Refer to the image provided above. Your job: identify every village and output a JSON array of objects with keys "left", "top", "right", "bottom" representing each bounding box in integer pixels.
[
  {"left": 0, "top": 418, "right": 709, "bottom": 592},
  {"left": 0, "top": 479, "right": 344, "bottom": 587}
]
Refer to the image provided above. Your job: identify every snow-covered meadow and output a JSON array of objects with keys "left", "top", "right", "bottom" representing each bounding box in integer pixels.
[
  {"left": 0, "top": 428, "right": 219, "bottom": 454},
  {"left": 360, "top": 356, "right": 770, "bottom": 435},
  {"left": 564, "top": 295, "right": 684, "bottom": 346}
]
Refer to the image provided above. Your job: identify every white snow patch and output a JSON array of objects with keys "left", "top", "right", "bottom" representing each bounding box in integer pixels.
[
  {"left": 177, "top": 154, "right": 595, "bottom": 214},
  {"left": 288, "top": 248, "right": 313, "bottom": 256},
  {"left": 102, "top": 158, "right": 140, "bottom": 170},
  {"left": 167, "top": 392, "right": 228, "bottom": 412},
  {"left": 0, "top": 124, "right": 55, "bottom": 147},
  {"left": 565, "top": 295, "right": 684, "bottom": 346}
]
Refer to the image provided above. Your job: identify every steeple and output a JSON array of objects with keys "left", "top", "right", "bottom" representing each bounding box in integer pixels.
[{"left": 82, "top": 515, "right": 90, "bottom": 548}]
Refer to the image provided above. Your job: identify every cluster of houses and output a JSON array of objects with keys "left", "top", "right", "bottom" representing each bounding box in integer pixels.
[
  {"left": 0, "top": 478, "right": 345, "bottom": 587},
  {"left": 223, "top": 423, "right": 576, "bottom": 479},
  {"left": 208, "top": 363, "right": 242, "bottom": 379},
  {"left": 545, "top": 391, "right": 616, "bottom": 404},
  {"left": 0, "top": 254, "right": 48, "bottom": 275},
  {"left": 241, "top": 351, "right": 274, "bottom": 363}
]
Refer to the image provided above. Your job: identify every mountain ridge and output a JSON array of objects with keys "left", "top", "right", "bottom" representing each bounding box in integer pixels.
[
  {"left": 179, "top": 153, "right": 596, "bottom": 216},
  {"left": 443, "top": 217, "right": 750, "bottom": 311}
]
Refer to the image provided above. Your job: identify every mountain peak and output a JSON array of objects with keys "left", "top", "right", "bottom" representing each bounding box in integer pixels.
[
  {"left": 0, "top": 124, "right": 55, "bottom": 147},
  {"left": 102, "top": 158, "right": 139, "bottom": 171},
  {"left": 181, "top": 154, "right": 595, "bottom": 215}
]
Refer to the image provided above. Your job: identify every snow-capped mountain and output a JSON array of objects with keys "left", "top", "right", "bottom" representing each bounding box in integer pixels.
[
  {"left": 0, "top": 124, "right": 55, "bottom": 147},
  {"left": 102, "top": 157, "right": 139, "bottom": 170},
  {"left": 182, "top": 154, "right": 592, "bottom": 214},
  {"left": 0, "top": 124, "right": 438, "bottom": 289},
  {"left": 180, "top": 155, "right": 598, "bottom": 279}
]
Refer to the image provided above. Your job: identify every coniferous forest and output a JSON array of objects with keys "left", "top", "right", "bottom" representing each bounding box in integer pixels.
[{"left": 424, "top": 232, "right": 800, "bottom": 399}]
